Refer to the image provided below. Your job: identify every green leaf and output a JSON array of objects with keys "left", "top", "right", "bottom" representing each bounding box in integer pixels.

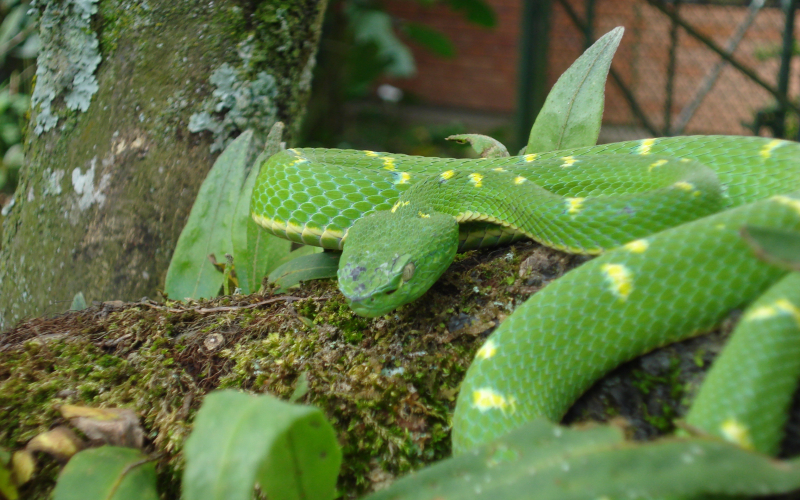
[
  {"left": 525, "top": 27, "right": 624, "bottom": 154},
  {"left": 366, "top": 418, "right": 800, "bottom": 500},
  {"left": 403, "top": 22, "right": 455, "bottom": 58},
  {"left": 52, "top": 447, "right": 158, "bottom": 500},
  {"left": 741, "top": 225, "right": 800, "bottom": 271},
  {"left": 446, "top": 134, "right": 509, "bottom": 158},
  {"left": 446, "top": 0, "right": 496, "bottom": 27},
  {"left": 232, "top": 125, "right": 292, "bottom": 294},
  {"left": 182, "top": 390, "right": 342, "bottom": 500},
  {"left": 268, "top": 251, "right": 340, "bottom": 293},
  {"left": 70, "top": 292, "right": 87, "bottom": 311},
  {"left": 165, "top": 130, "right": 253, "bottom": 300}
]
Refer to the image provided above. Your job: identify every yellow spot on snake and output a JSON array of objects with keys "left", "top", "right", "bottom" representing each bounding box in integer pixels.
[
  {"left": 772, "top": 195, "right": 800, "bottom": 216},
  {"left": 469, "top": 172, "right": 484, "bottom": 188},
  {"left": 602, "top": 264, "right": 633, "bottom": 301},
  {"left": 648, "top": 159, "right": 668, "bottom": 171},
  {"left": 524, "top": 154, "right": 538, "bottom": 162},
  {"left": 744, "top": 298, "right": 800, "bottom": 326},
  {"left": 624, "top": 239, "right": 649, "bottom": 253},
  {"left": 472, "top": 388, "right": 516, "bottom": 413},
  {"left": 637, "top": 138, "right": 656, "bottom": 155},
  {"left": 288, "top": 148, "right": 300, "bottom": 155},
  {"left": 760, "top": 139, "right": 786, "bottom": 159},
  {"left": 720, "top": 418, "right": 755, "bottom": 450},
  {"left": 391, "top": 200, "right": 410, "bottom": 213},
  {"left": 560, "top": 156, "right": 577, "bottom": 167},
  {"left": 394, "top": 172, "right": 411, "bottom": 184},
  {"left": 673, "top": 181, "right": 694, "bottom": 191},
  {"left": 364, "top": 150, "right": 379, "bottom": 157},
  {"left": 440, "top": 170, "right": 455, "bottom": 181},
  {"left": 514, "top": 176, "right": 527, "bottom": 185},
  {"left": 418, "top": 212, "right": 430, "bottom": 219},
  {"left": 493, "top": 167, "right": 506, "bottom": 172},
  {"left": 382, "top": 156, "right": 396, "bottom": 170},
  {"left": 476, "top": 340, "right": 497, "bottom": 360},
  {"left": 566, "top": 197, "right": 585, "bottom": 215}
]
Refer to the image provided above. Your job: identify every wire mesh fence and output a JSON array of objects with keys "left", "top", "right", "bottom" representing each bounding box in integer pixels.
[{"left": 549, "top": 0, "right": 800, "bottom": 140}]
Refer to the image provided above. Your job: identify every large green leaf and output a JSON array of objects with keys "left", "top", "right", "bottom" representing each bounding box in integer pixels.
[
  {"left": 52, "top": 447, "right": 158, "bottom": 500},
  {"left": 268, "top": 250, "right": 340, "bottom": 293},
  {"left": 232, "top": 126, "right": 292, "bottom": 295},
  {"left": 525, "top": 27, "right": 624, "bottom": 154},
  {"left": 403, "top": 22, "right": 455, "bottom": 58},
  {"left": 182, "top": 390, "right": 341, "bottom": 500},
  {"left": 349, "top": 7, "right": 415, "bottom": 77},
  {"left": 165, "top": 130, "right": 253, "bottom": 300},
  {"left": 741, "top": 224, "right": 800, "bottom": 272},
  {"left": 366, "top": 418, "right": 800, "bottom": 500}
]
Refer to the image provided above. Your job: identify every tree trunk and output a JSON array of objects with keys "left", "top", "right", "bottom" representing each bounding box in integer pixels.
[{"left": 0, "top": 0, "right": 328, "bottom": 330}]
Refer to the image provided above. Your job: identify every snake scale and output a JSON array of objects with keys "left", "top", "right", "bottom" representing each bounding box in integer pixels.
[{"left": 251, "top": 135, "right": 800, "bottom": 455}]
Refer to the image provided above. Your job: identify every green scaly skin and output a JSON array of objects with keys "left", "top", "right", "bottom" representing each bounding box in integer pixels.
[{"left": 251, "top": 135, "right": 800, "bottom": 453}]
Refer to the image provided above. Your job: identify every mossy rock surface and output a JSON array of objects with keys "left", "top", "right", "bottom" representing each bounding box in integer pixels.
[{"left": 2, "top": 241, "right": 799, "bottom": 498}]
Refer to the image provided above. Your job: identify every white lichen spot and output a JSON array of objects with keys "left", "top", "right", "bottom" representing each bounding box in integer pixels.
[
  {"left": 720, "top": 418, "right": 755, "bottom": 450},
  {"left": 637, "top": 138, "right": 657, "bottom": 155},
  {"left": 648, "top": 159, "right": 668, "bottom": 171},
  {"left": 27, "top": 187, "right": 35, "bottom": 202},
  {"left": 601, "top": 263, "right": 633, "bottom": 301},
  {"left": 72, "top": 158, "right": 110, "bottom": 210},
  {"left": 472, "top": 388, "right": 516, "bottom": 413},
  {"left": 772, "top": 195, "right": 800, "bottom": 216},
  {"left": 44, "top": 169, "right": 65, "bottom": 196},
  {"left": 476, "top": 340, "right": 498, "bottom": 360},
  {"left": 566, "top": 197, "right": 585, "bottom": 215},
  {"left": 514, "top": 176, "right": 527, "bottom": 185},
  {"left": 624, "top": 239, "right": 649, "bottom": 253},
  {"left": 560, "top": 156, "right": 577, "bottom": 167},
  {"left": 524, "top": 153, "right": 538, "bottom": 162},
  {"left": 760, "top": 139, "right": 786, "bottom": 159},
  {"left": 469, "top": 172, "right": 484, "bottom": 188}
]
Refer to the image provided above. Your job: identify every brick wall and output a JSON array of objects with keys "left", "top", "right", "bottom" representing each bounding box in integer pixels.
[{"left": 384, "top": 0, "right": 800, "bottom": 136}]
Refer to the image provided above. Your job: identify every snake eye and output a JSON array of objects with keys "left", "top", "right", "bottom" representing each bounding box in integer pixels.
[{"left": 402, "top": 262, "right": 415, "bottom": 282}]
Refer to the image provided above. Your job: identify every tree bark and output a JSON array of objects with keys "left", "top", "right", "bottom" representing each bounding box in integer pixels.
[{"left": 0, "top": 0, "right": 328, "bottom": 330}]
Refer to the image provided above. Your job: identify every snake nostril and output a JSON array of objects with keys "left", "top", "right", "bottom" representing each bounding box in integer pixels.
[{"left": 385, "top": 289, "right": 396, "bottom": 296}]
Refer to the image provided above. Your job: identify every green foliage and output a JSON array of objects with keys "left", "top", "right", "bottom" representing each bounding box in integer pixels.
[
  {"left": 525, "top": 27, "right": 623, "bottom": 154},
  {"left": 52, "top": 447, "right": 158, "bottom": 500},
  {"left": 402, "top": 22, "right": 455, "bottom": 58},
  {"left": 182, "top": 390, "right": 342, "bottom": 500},
  {"left": 0, "top": 448, "right": 18, "bottom": 500},
  {"left": 741, "top": 224, "right": 800, "bottom": 271},
  {"left": 267, "top": 250, "right": 340, "bottom": 293},
  {"left": 165, "top": 131, "right": 253, "bottom": 300}
]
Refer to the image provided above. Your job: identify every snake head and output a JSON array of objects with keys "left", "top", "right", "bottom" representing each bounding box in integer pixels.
[{"left": 338, "top": 208, "right": 459, "bottom": 317}]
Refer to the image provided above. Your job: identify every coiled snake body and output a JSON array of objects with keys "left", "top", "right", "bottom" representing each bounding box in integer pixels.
[{"left": 251, "top": 135, "right": 800, "bottom": 454}]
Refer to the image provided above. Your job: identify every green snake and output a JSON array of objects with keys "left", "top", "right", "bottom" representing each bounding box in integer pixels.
[{"left": 251, "top": 135, "right": 800, "bottom": 455}]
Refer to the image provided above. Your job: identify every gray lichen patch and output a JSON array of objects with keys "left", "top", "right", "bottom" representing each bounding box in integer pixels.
[
  {"left": 30, "top": 0, "right": 101, "bottom": 135},
  {"left": 188, "top": 63, "right": 278, "bottom": 152}
]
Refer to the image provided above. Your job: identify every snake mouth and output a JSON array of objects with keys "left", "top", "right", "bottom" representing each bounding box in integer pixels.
[{"left": 343, "top": 294, "right": 392, "bottom": 318}]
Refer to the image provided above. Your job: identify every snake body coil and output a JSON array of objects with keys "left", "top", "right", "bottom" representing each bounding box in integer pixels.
[{"left": 251, "top": 135, "right": 800, "bottom": 454}]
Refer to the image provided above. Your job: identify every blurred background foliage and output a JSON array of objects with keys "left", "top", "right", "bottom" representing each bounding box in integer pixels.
[
  {"left": 300, "top": 0, "right": 505, "bottom": 158},
  {"left": 0, "top": 0, "right": 34, "bottom": 201}
]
